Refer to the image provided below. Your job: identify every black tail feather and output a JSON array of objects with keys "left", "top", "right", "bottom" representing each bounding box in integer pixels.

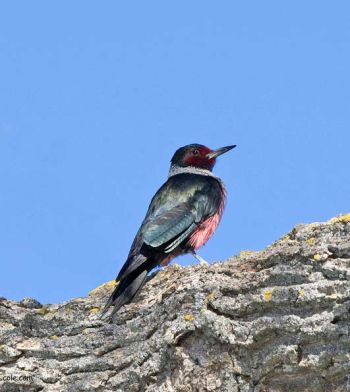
[{"left": 100, "top": 269, "right": 148, "bottom": 320}]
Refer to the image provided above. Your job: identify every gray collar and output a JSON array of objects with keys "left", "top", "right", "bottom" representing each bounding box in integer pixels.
[{"left": 168, "top": 165, "right": 218, "bottom": 179}]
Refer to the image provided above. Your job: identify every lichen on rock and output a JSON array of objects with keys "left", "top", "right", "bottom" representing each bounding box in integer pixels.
[{"left": 0, "top": 215, "right": 350, "bottom": 391}]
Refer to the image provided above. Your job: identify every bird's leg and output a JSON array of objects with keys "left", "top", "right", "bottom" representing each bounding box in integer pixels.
[{"left": 191, "top": 251, "right": 209, "bottom": 266}]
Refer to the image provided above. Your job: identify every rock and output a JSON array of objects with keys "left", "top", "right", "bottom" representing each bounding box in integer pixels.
[
  {"left": 18, "top": 298, "right": 42, "bottom": 309},
  {"left": 0, "top": 215, "right": 349, "bottom": 391}
]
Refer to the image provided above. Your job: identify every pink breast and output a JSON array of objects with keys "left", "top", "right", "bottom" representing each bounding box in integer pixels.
[{"left": 188, "top": 191, "right": 226, "bottom": 250}]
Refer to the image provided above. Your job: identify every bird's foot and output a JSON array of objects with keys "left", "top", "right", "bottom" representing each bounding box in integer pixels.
[{"left": 191, "top": 252, "right": 209, "bottom": 266}]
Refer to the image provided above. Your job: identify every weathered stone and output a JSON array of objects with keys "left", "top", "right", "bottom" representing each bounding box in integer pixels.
[
  {"left": 0, "top": 215, "right": 349, "bottom": 391},
  {"left": 18, "top": 298, "right": 42, "bottom": 310}
]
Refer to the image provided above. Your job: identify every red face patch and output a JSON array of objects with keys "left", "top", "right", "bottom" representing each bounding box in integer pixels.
[{"left": 183, "top": 146, "right": 216, "bottom": 170}]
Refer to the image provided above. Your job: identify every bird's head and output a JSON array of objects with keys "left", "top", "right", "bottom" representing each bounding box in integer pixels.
[{"left": 170, "top": 143, "right": 236, "bottom": 171}]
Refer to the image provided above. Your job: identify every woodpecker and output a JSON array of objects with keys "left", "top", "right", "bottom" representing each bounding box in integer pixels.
[{"left": 102, "top": 143, "right": 236, "bottom": 318}]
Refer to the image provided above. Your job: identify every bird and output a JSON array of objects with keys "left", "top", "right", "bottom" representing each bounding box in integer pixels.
[{"left": 102, "top": 143, "right": 236, "bottom": 319}]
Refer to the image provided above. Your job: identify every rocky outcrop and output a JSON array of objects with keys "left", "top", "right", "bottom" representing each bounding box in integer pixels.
[{"left": 1, "top": 215, "right": 350, "bottom": 392}]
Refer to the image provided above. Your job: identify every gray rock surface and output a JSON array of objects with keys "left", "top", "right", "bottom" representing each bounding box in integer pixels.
[{"left": 1, "top": 215, "right": 350, "bottom": 392}]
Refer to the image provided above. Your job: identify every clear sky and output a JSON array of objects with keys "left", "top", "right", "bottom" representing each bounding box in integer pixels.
[{"left": 1, "top": 2, "right": 349, "bottom": 304}]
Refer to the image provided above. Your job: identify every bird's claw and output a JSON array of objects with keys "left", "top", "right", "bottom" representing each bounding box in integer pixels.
[{"left": 191, "top": 252, "right": 209, "bottom": 266}]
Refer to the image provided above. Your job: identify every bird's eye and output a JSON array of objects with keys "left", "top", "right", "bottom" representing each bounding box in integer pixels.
[{"left": 192, "top": 149, "right": 199, "bottom": 155}]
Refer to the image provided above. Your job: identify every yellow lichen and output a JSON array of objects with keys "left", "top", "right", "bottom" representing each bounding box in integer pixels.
[
  {"left": 89, "top": 307, "right": 100, "bottom": 314},
  {"left": 306, "top": 237, "right": 315, "bottom": 246},
  {"left": 36, "top": 306, "right": 50, "bottom": 315},
  {"left": 239, "top": 250, "right": 256, "bottom": 257},
  {"left": 184, "top": 314, "right": 195, "bottom": 322},
  {"left": 313, "top": 254, "right": 322, "bottom": 261},
  {"left": 298, "top": 288, "right": 305, "bottom": 297},
  {"left": 88, "top": 280, "right": 117, "bottom": 296},
  {"left": 204, "top": 292, "right": 218, "bottom": 304},
  {"left": 327, "top": 214, "right": 350, "bottom": 224},
  {"left": 264, "top": 290, "right": 273, "bottom": 302},
  {"left": 281, "top": 235, "right": 291, "bottom": 241},
  {"left": 50, "top": 335, "right": 59, "bottom": 340}
]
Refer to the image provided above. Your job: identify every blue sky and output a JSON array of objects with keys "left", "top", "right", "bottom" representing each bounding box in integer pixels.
[{"left": 1, "top": 2, "right": 349, "bottom": 304}]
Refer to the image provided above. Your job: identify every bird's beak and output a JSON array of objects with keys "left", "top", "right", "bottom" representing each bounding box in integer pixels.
[{"left": 206, "top": 145, "right": 236, "bottom": 159}]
